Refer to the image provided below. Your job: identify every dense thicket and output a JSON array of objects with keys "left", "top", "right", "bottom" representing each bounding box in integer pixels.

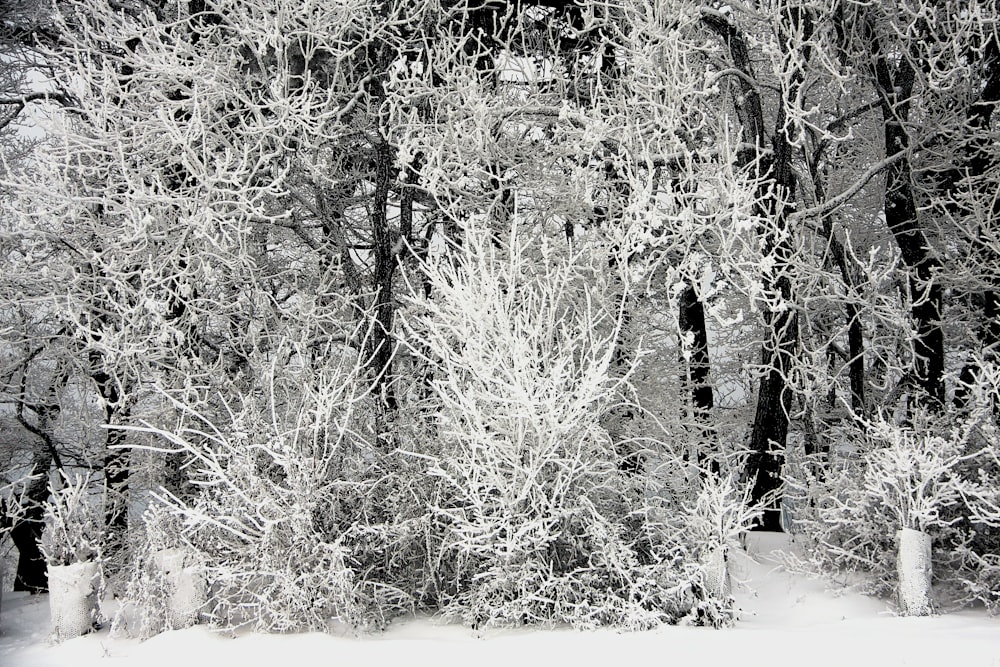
[{"left": 1, "top": 0, "right": 999, "bottom": 632}]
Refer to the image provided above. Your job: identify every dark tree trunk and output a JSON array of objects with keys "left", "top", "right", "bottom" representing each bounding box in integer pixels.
[
  {"left": 679, "top": 283, "right": 715, "bottom": 469},
  {"left": 10, "top": 451, "right": 51, "bottom": 593},
  {"left": 699, "top": 15, "right": 767, "bottom": 169},
  {"left": 10, "top": 352, "right": 66, "bottom": 589},
  {"left": 368, "top": 138, "right": 399, "bottom": 451},
  {"left": 91, "top": 364, "right": 130, "bottom": 536},
  {"left": 103, "top": 437, "right": 130, "bottom": 533},
  {"left": 986, "top": 292, "right": 1000, "bottom": 360},
  {"left": 873, "top": 48, "right": 946, "bottom": 408},
  {"left": 808, "top": 146, "right": 867, "bottom": 416},
  {"left": 845, "top": 303, "right": 866, "bottom": 414},
  {"left": 703, "top": 7, "right": 808, "bottom": 530},
  {"left": 600, "top": 159, "right": 641, "bottom": 474},
  {"left": 751, "top": 87, "right": 801, "bottom": 530},
  {"left": 747, "top": 272, "right": 798, "bottom": 531},
  {"left": 954, "top": 46, "right": 1000, "bottom": 406},
  {"left": 611, "top": 300, "right": 641, "bottom": 474},
  {"left": 960, "top": 30, "right": 1000, "bottom": 359},
  {"left": 11, "top": 519, "right": 47, "bottom": 593}
]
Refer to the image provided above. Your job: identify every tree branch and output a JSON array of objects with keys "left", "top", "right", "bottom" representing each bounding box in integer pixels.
[
  {"left": 0, "top": 91, "right": 73, "bottom": 108},
  {"left": 790, "top": 148, "right": 909, "bottom": 222}
]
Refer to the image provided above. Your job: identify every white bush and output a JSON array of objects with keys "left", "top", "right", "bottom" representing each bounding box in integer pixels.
[
  {"left": 152, "top": 548, "right": 206, "bottom": 630},
  {"left": 112, "top": 507, "right": 206, "bottom": 637},
  {"left": 948, "top": 361, "right": 1000, "bottom": 610},
  {"left": 40, "top": 471, "right": 103, "bottom": 568},
  {"left": 398, "top": 225, "right": 702, "bottom": 629},
  {"left": 788, "top": 410, "right": 996, "bottom": 614},
  {"left": 123, "top": 343, "right": 400, "bottom": 633},
  {"left": 647, "top": 466, "right": 762, "bottom": 627}
]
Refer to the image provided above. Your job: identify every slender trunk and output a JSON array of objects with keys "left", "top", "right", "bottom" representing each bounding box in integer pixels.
[
  {"left": 369, "top": 138, "right": 398, "bottom": 450},
  {"left": 11, "top": 352, "right": 67, "bottom": 590},
  {"left": 955, "top": 50, "right": 1000, "bottom": 409},
  {"left": 90, "top": 363, "right": 129, "bottom": 538},
  {"left": 610, "top": 300, "right": 640, "bottom": 473},
  {"left": 750, "top": 91, "right": 800, "bottom": 531},
  {"left": 600, "top": 160, "right": 640, "bottom": 473},
  {"left": 679, "top": 283, "right": 715, "bottom": 469},
  {"left": 103, "top": 421, "right": 130, "bottom": 536},
  {"left": 873, "top": 49, "right": 945, "bottom": 408},
  {"left": 678, "top": 286, "right": 713, "bottom": 415},
  {"left": 845, "top": 303, "right": 866, "bottom": 414},
  {"left": 809, "top": 148, "right": 867, "bottom": 416},
  {"left": 964, "top": 43, "right": 1000, "bottom": 358},
  {"left": 986, "top": 292, "right": 1000, "bottom": 359},
  {"left": 703, "top": 8, "right": 807, "bottom": 530},
  {"left": 747, "top": 272, "right": 797, "bottom": 530}
]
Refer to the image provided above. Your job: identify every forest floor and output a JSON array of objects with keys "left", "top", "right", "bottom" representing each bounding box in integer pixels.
[{"left": 2, "top": 533, "right": 999, "bottom": 667}]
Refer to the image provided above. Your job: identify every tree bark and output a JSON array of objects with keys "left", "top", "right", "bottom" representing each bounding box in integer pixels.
[
  {"left": 10, "top": 450, "right": 51, "bottom": 592},
  {"left": 369, "top": 138, "right": 398, "bottom": 417},
  {"left": 10, "top": 351, "right": 66, "bottom": 590},
  {"left": 953, "top": 44, "right": 1000, "bottom": 403},
  {"left": 872, "top": 44, "right": 945, "bottom": 408},
  {"left": 703, "top": 7, "right": 807, "bottom": 530},
  {"left": 970, "top": 54, "right": 1000, "bottom": 359},
  {"left": 679, "top": 283, "right": 715, "bottom": 468},
  {"left": 90, "top": 361, "right": 130, "bottom": 539},
  {"left": 845, "top": 302, "right": 866, "bottom": 415},
  {"left": 807, "top": 144, "right": 866, "bottom": 416}
]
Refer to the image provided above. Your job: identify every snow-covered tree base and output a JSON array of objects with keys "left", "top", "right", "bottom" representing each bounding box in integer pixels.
[
  {"left": 48, "top": 561, "right": 100, "bottom": 642},
  {"left": 151, "top": 549, "right": 206, "bottom": 630},
  {"left": 702, "top": 545, "right": 730, "bottom": 601},
  {"left": 897, "top": 528, "right": 933, "bottom": 616}
]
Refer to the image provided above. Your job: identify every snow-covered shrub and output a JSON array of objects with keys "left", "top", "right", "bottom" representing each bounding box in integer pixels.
[
  {"left": 398, "top": 225, "right": 691, "bottom": 630},
  {"left": 861, "top": 419, "right": 970, "bottom": 534},
  {"left": 40, "top": 471, "right": 105, "bottom": 641},
  {"left": 789, "top": 411, "right": 988, "bottom": 615},
  {"left": 125, "top": 343, "right": 402, "bottom": 633},
  {"left": 112, "top": 506, "right": 207, "bottom": 638},
  {"left": 945, "top": 361, "right": 1000, "bottom": 611},
  {"left": 40, "top": 471, "right": 103, "bottom": 567},
  {"left": 643, "top": 444, "right": 763, "bottom": 628},
  {"left": 657, "top": 470, "right": 761, "bottom": 627},
  {"left": 153, "top": 548, "right": 206, "bottom": 629},
  {"left": 953, "top": 538, "right": 1000, "bottom": 612},
  {"left": 861, "top": 418, "right": 971, "bottom": 615}
]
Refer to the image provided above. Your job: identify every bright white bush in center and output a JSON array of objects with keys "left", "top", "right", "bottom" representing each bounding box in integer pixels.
[{"left": 399, "top": 225, "right": 694, "bottom": 629}]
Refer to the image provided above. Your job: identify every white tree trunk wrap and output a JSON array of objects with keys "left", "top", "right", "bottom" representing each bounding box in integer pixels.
[
  {"left": 48, "top": 561, "right": 100, "bottom": 641},
  {"left": 896, "top": 528, "right": 932, "bottom": 616},
  {"left": 702, "top": 545, "right": 730, "bottom": 600},
  {"left": 152, "top": 549, "right": 206, "bottom": 629}
]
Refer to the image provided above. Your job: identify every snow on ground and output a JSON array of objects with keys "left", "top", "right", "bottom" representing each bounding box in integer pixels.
[{"left": 2, "top": 534, "right": 999, "bottom": 667}]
